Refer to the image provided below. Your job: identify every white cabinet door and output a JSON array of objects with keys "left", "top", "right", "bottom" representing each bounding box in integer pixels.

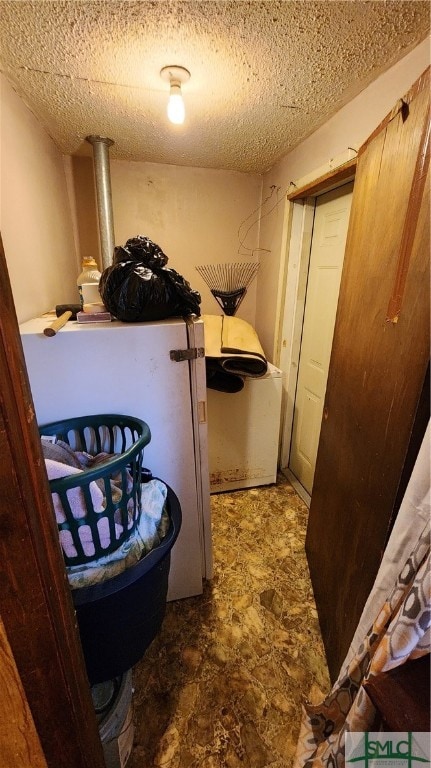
[
  {"left": 289, "top": 183, "right": 353, "bottom": 494},
  {"left": 20, "top": 317, "right": 205, "bottom": 600}
]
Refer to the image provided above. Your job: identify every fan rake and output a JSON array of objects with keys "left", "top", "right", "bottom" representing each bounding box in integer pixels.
[{"left": 196, "top": 262, "right": 259, "bottom": 315}]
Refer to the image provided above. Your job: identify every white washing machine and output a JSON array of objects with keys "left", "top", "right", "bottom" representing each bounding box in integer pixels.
[{"left": 207, "top": 363, "right": 282, "bottom": 492}]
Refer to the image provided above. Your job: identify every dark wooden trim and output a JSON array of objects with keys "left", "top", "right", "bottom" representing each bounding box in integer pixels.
[
  {"left": 364, "top": 654, "right": 430, "bottom": 731},
  {"left": 0, "top": 616, "right": 48, "bottom": 767},
  {"left": 388, "top": 363, "right": 430, "bottom": 547},
  {"left": 287, "top": 157, "right": 357, "bottom": 201},
  {"left": 0, "top": 234, "right": 105, "bottom": 768}
]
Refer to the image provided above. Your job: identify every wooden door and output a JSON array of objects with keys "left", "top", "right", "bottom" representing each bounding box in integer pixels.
[
  {"left": 306, "top": 69, "right": 430, "bottom": 681},
  {"left": 290, "top": 183, "right": 353, "bottom": 493}
]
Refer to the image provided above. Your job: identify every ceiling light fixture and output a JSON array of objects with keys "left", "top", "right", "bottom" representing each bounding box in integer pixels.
[{"left": 160, "top": 65, "right": 190, "bottom": 125}]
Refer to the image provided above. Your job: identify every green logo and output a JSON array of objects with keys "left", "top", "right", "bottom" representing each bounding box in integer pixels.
[{"left": 346, "top": 732, "right": 430, "bottom": 768}]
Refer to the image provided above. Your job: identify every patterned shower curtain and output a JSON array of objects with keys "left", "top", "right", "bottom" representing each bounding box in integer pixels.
[{"left": 294, "top": 424, "right": 430, "bottom": 768}]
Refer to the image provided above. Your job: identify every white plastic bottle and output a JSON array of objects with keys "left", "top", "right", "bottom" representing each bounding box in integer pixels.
[{"left": 77, "top": 257, "right": 101, "bottom": 309}]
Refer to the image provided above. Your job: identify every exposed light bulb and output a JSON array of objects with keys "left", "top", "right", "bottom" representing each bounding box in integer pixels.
[
  {"left": 160, "top": 66, "right": 190, "bottom": 126},
  {"left": 167, "top": 81, "right": 185, "bottom": 125}
]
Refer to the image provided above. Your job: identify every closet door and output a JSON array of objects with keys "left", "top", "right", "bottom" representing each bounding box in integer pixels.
[
  {"left": 306, "top": 69, "right": 430, "bottom": 681},
  {"left": 289, "top": 183, "right": 353, "bottom": 494}
]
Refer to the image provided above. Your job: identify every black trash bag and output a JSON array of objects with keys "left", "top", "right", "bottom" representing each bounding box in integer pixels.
[{"left": 99, "top": 235, "right": 201, "bottom": 322}]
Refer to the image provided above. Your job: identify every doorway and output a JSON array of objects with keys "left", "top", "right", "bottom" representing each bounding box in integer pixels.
[{"left": 280, "top": 181, "right": 353, "bottom": 502}]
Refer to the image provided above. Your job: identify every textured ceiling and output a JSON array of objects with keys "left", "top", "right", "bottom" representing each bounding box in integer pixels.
[{"left": 0, "top": 1, "right": 429, "bottom": 173}]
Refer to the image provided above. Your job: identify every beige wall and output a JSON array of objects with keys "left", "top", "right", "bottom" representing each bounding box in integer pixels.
[
  {"left": 255, "top": 37, "right": 430, "bottom": 360},
  {"left": 71, "top": 157, "right": 263, "bottom": 323},
  {"left": 0, "top": 75, "right": 78, "bottom": 323},
  {"left": 105, "top": 160, "right": 263, "bottom": 324},
  {"left": 69, "top": 156, "right": 100, "bottom": 269}
]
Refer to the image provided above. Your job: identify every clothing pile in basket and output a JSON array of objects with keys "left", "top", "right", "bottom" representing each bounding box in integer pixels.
[{"left": 41, "top": 438, "right": 169, "bottom": 589}]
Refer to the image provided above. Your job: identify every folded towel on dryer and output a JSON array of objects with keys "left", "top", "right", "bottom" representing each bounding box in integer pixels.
[{"left": 203, "top": 314, "right": 268, "bottom": 392}]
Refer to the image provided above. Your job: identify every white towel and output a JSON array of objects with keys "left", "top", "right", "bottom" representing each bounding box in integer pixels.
[{"left": 44, "top": 458, "right": 123, "bottom": 558}]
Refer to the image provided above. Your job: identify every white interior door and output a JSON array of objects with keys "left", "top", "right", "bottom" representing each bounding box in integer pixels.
[{"left": 289, "top": 182, "right": 353, "bottom": 494}]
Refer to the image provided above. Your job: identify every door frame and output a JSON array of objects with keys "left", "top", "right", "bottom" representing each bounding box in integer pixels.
[
  {"left": 0, "top": 233, "right": 105, "bottom": 768},
  {"left": 276, "top": 160, "right": 357, "bottom": 505}
]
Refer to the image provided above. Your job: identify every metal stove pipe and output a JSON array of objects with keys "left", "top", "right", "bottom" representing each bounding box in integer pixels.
[{"left": 86, "top": 135, "right": 115, "bottom": 271}]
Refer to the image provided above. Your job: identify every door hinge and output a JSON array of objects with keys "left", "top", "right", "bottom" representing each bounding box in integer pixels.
[{"left": 170, "top": 347, "right": 205, "bottom": 362}]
